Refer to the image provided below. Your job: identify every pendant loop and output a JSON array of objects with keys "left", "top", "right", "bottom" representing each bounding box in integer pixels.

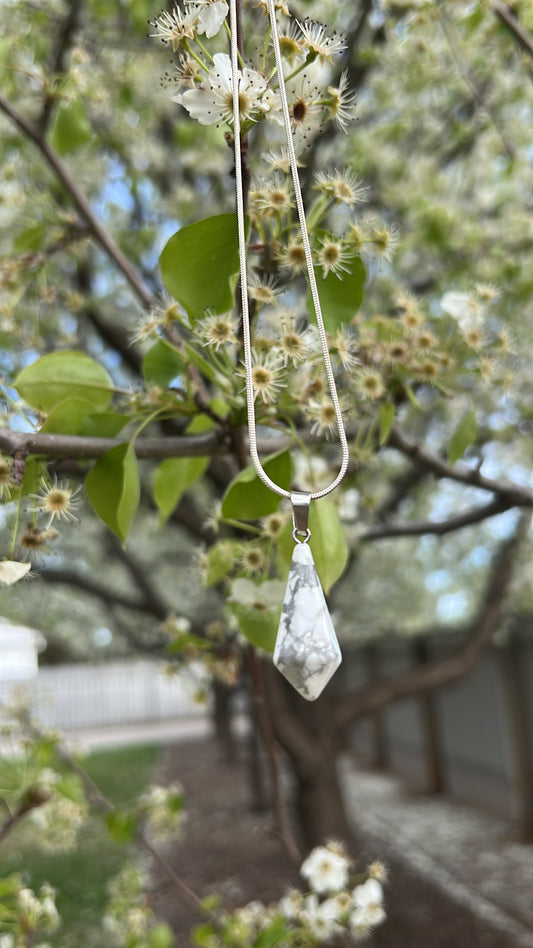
[
  {"left": 291, "top": 492, "right": 311, "bottom": 540},
  {"left": 292, "top": 527, "right": 311, "bottom": 544}
]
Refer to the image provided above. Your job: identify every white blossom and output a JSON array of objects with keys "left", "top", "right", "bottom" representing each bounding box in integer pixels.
[
  {"left": 190, "top": 0, "right": 228, "bottom": 38},
  {"left": 300, "top": 844, "right": 350, "bottom": 894},
  {"left": 279, "top": 887, "right": 304, "bottom": 919},
  {"left": 350, "top": 878, "right": 386, "bottom": 936},
  {"left": 302, "top": 894, "right": 343, "bottom": 939},
  {"left": 30, "top": 795, "right": 88, "bottom": 852},
  {"left": 229, "top": 578, "right": 285, "bottom": 611},
  {"left": 441, "top": 291, "right": 484, "bottom": 331},
  {"left": 149, "top": 7, "right": 197, "bottom": 51},
  {"left": 297, "top": 20, "right": 346, "bottom": 63},
  {"left": 174, "top": 53, "right": 268, "bottom": 126}
]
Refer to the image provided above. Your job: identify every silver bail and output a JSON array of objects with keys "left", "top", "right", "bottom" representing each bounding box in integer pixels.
[{"left": 291, "top": 492, "right": 311, "bottom": 538}]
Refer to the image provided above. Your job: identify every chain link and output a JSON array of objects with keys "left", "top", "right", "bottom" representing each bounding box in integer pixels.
[{"left": 229, "top": 0, "right": 350, "bottom": 501}]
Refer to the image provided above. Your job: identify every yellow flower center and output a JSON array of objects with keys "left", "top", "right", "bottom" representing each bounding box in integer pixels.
[
  {"left": 253, "top": 367, "right": 272, "bottom": 387},
  {"left": 282, "top": 332, "right": 302, "bottom": 353},
  {"left": 44, "top": 488, "right": 71, "bottom": 512},
  {"left": 322, "top": 243, "right": 341, "bottom": 264}
]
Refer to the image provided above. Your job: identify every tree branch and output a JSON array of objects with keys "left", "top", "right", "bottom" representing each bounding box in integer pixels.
[
  {"left": 0, "top": 427, "right": 295, "bottom": 463},
  {"left": 0, "top": 428, "right": 223, "bottom": 460},
  {"left": 260, "top": 659, "right": 325, "bottom": 770},
  {"left": 361, "top": 496, "right": 510, "bottom": 540},
  {"left": 333, "top": 512, "right": 530, "bottom": 731},
  {"left": 0, "top": 93, "right": 155, "bottom": 308},
  {"left": 438, "top": 7, "right": 516, "bottom": 160},
  {"left": 374, "top": 466, "right": 428, "bottom": 522},
  {"left": 492, "top": 1, "right": 533, "bottom": 61},
  {"left": 0, "top": 798, "right": 42, "bottom": 845},
  {"left": 38, "top": 0, "right": 83, "bottom": 134},
  {"left": 106, "top": 532, "right": 170, "bottom": 621},
  {"left": 39, "top": 567, "right": 166, "bottom": 620},
  {"left": 388, "top": 424, "right": 533, "bottom": 506}
]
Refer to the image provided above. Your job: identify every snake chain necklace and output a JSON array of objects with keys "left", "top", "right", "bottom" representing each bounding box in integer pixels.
[{"left": 229, "top": 0, "right": 350, "bottom": 700}]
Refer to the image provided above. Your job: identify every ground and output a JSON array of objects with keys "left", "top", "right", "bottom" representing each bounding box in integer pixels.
[{"left": 150, "top": 736, "right": 533, "bottom": 948}]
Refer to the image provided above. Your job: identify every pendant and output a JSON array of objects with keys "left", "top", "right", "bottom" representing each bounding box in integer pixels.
[{"left": 273, "top": 494, "right": 342, "bottom": 701}]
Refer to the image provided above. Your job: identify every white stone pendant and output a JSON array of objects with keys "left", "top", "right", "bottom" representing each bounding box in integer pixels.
[{"left": 273, "top": 543, "right": 342, "bottom": 701}]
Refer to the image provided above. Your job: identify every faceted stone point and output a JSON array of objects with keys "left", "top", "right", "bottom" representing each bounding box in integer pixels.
[{"left": 273, "top": 543, "right": 342, "bottom": 701}]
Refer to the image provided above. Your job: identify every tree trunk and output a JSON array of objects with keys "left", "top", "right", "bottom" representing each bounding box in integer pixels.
[
  {"left": 293, "top": 747, "right": 354, "bottom": 848},
  {"left": 262, "top": 660, "right": 354, "bottom": 850}
]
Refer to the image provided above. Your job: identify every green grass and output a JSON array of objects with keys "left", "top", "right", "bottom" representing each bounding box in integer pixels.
[{"left": 1, "top": 742, "right": 160, "bottom": 947}]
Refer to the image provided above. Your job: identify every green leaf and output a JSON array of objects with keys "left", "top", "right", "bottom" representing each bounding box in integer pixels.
[
  {"left": 228, "top": 579, "right": 284, "bottom": 652},
  {"left": 106, "top": 808, "right": 139, "bottom": 844},
  {"left": 79, "top": 412, "right": 130, "bottom": 438},
  {"left": 40, "top": 397, "right": 93, "bottom": 435},
  {"left": 277, "top": 500, "right": 348, "bottom": 593},
  {"left": 230, "top": 601, "right": 280, "bottom": 652},
  {"left": 405, "top": 383, "right": 421, "bottom": 408},
  {"left": 154, "top": 415, "right": 213, "bottom": 523},
  {"left": 254, "top": 916, "right": 290, "bottom": 948},
  {"left": 86, "top": 443, "right": 140, "bottom": 542},
  {"left": 49, "top": 100, "right": 92, "bottom": 155},
  {"left": 379, "top": 402, "right": 396, "bottom": 445},
  {"left": 448, "top": 409, "right": 477, "bottom": 464},
  {"left": 149, "top": 925, "right": 175, "bottom": 948},
  {"left": 14, "top": 222, "right": 49, "bottom": 253},
  {"left": 159, "top": 214, "right": 241, "bottom": 322},
  {"left": 221, "top": 451, "right": 292, "bottom": 520},
  {"left": 14, "top": 351, "right": 113, "bottom": 413},
  {"left": 154, "top": 456, "right": 209, "bottom": 523},
  {"left": 309, "top": 257, "right": 366, "bottom": 331},
  {"left": 192, "top": 924, "right": 218, "bottom": 947},
  {"left": 143, "top": 339, "right": 186, "bottom": 387},
  {"left": 20, "top": 458, "right": 46, "bottom": 496}
]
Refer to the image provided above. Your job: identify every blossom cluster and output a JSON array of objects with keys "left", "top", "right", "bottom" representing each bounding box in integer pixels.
[
  {"left": 102, "top": 861, "right": 173, "bottom": 946},
  {"left": 0, "top": 881, "right": 60, "bottom": 947},
  {"left": 298, "top": 845, "right": 386, "bottom": 939},
  {"left": 139, "top": 781, "right": 186, "bottom": 844},
  {"left": 151, "top": 2, "right": 355, "bottom": 144},
  {"left": 192, "top": 841, "right": 387, "bottom": 945},
  {"left": 26, "top": 767, "right": 89, "bottom": 852},
  {"left": 0, "top": 470, "right": 82, "bottom": 587},
  {"left": 175, "top": 276, "right": 510, "bottom": 447}
]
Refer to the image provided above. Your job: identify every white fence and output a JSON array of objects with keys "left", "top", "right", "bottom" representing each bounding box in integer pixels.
[{"left": 0, "top": 660, "right": 206, "bottom": 732}]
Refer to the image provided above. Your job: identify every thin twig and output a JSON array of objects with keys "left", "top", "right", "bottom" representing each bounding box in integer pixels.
[
  {"left": 38, "top": 0, "right": 83, "bottom": 134},
  {"left": 388, "top": 424, "right": 533, "bottom": 507},
  {"left": 438, "top": 8, "right": 515, "bottom": 159},
  {"left": 0, "top": 799, "right": 42, "bottom": 844},
  {"left": 46, "top": 730, "right": 206, "bottom": 915},
  {"left": 0, "top": 93, "right": 155, "bottom": 308},
  {"left": 140, "top": 833, "right": 205, "bottom": 914},
  {"left": 492, "top": 1, "right": 533, "bottom": 61},
  {"left": 361, "top": 496, "right": 510, "bottom": 540}
]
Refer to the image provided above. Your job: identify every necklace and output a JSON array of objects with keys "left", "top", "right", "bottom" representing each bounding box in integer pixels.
[{"left": 229, "top": 0, "right": 349, "bottom": 700}]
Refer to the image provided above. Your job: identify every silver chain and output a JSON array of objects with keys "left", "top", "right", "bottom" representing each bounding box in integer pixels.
[{"left": 229, "top": 0, "right": 350, "bottom": 501}]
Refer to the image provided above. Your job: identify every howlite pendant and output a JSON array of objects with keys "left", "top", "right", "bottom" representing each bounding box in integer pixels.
[{"left": 273, "top": 543, "right": 342, "bottom": 701}]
